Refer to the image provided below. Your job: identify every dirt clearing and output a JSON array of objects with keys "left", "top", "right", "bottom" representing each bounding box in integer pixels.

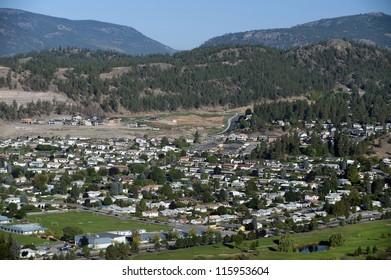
[{"left": 0, "top": 90, "right": 71, "bottom": 105}]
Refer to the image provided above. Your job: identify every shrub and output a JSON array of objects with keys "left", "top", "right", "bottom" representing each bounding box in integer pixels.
[{"left": 329, "top": 233, "right": 345, "bottom": 247}]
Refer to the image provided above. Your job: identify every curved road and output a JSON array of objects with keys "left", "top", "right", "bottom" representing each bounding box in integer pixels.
[{"left": 218, "top": 113, "right": 239, "bottom": 135}]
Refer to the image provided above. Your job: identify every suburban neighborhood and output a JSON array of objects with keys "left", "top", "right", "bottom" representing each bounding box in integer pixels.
[{"left": 0, "top": 112, "right": 391, "bottom": 259}]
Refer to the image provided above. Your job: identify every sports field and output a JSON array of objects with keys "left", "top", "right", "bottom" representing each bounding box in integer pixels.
[{"left": 25, "top": 211, "right": 171, "bottom": 234}]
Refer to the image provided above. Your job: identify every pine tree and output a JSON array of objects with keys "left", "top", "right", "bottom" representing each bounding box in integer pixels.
[
  {"left": 8, "top": 234, "right": 20, "bottom": 260},
  {"left": 329, "top": 233, "right": 345, "bottom": 247},
  {"left": 193, "top": 130, "right": 201, "bottom": 144},
  {"left": 20, "top": 192, "right": 29, "bottom": 204}
]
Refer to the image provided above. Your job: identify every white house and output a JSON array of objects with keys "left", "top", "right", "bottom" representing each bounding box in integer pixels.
[
  {"left": 29, "top": 161, "right": 45, "bottom": 168},
  {"left": 231, "top": 180, "right": 245, "bottom": 188},
  {"left": 229, "top": 191, "right": 245, "bottom": 197},
  {"left": 4, "top": 197, "right": 20, "bottom": 204},
  {"left": 251, "top": 209, "right": 272, "bottom": 217},
  {"left": 87, "top": 191, "right": 101, "bottom": 198},
  {"left": 47, "top": 162, "right": 61, "bottom": 169},
  {"left": 194, "top": 205, "right": 208, "bottom": 213},
  {"left": 236, "top": 134, "right": 249, "bottom": 142},
  {"left": 304, "top": 194, "right": 319, "bottom": 202},
  {"left": 161, "top": 146, "right": 177, "bottom": 152},
  {"left": 227, "top": 133, "right": 238, "bottom": 141},
  {"left": 220, "top": 214, "right": 237, "bottom": 221},
  {"left": 208, "top": 215, "right": 221, "bottom": 223},
  {"left": 160, "top": 209, "right": 179, "bottom": 217},
  {"left": 147, "top": 201, "right": 170, "bottom": 209},
  {"left": 142, "top": 210, "right": 159, "bottom": 218},
  {"left": 325, "top": 193, "right": 342, "bottom": 204},
  {"left": 106, "top": 204, "right": 136, "bottom": 214},
  {"left": 190, "top": 218, "right": 205, "bottom": 225}
]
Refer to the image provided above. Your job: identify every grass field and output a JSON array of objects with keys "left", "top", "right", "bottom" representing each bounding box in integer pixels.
[
  {"left": 1, "top": 211, "right": 171, "bottom": 247},
  {"left": 134, "top": 220, "right": 391, "bottom": 260},
  {"left": 25, "top": 211, "right": 171, "bottom": 235},
  {"left": 1, "top": 233, "right": 57, "bottom": 246}
]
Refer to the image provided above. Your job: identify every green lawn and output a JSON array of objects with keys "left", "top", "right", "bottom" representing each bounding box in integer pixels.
[
  {"left": 135, "top": 243, "right": 243, "bottom": 260},
  {"left": 134, "top": 220, "right": 391, "bottom": 260},
  {"left": 25, "top": 211, "right": 171, "bottom": 235},
  {"left": 0, "top": 233, "right": 58, "bottom": 246}
]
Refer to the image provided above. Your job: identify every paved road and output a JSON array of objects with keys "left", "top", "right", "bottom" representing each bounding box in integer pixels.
[{"left": 218, "top": 113, "right": 239, "bottom": 135}]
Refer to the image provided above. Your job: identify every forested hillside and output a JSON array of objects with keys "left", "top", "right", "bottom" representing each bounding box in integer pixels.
[
  {"left": 203, "top": 12, "right": 391, "bottom": 50},
  {"left": 0, "top": 40, "right": 390, "bottom": 121}
]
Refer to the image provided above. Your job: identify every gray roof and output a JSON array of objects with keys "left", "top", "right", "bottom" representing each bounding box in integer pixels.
[
  {"left": 74, "top": 232, "right": 126, "bottom": 245},
  {"left": 1, "top": 224, "right": 47, "bottom": 232},
  {"left": 0, "top": 215, "right": 11, "bottom": 221}
]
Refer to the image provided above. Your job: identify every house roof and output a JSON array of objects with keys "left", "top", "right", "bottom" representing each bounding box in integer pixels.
[
  {"left": 1, "top": 224, "right": 47, "bottom": 232},
  {"left": 75, "top": 232, "right": 124, "bottom": 243},
  {"left": 0, "top": 215, "right": 11, "bottom": 221}
]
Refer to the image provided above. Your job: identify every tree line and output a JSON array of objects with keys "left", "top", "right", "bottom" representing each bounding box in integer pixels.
[
  {"left": 251, "top": 89, "right": 391, "bottom": 130},
  {"left": 0, "top": 99, "right": 86, "bottom": 121}
]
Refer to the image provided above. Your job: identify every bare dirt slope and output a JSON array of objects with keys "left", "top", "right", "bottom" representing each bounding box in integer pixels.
[
  {"left": 372, "top": 132, "right": 391, "bottom": 158},
  {"left": 0, "top": 90, "right": 70, "bottom": 105}
]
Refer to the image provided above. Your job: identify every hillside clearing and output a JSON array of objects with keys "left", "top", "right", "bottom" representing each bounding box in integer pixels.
[{"left": 0, "top": 90, "right": 71, "bottom": 105}]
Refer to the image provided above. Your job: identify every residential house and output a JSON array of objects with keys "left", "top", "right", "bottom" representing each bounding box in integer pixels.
[
  {"left": 47, "top": 162, "right": 61, "bottom": 169},
  {"left": 208, "top": 215, "right": 221, "bottom": 223},
  {"left": 0, "top": 215, "right": 11, "bottom": 224},
  {"left": 4, "top": 197, "right": 20, "bottom": 204},
  {"left": 194, "top": 204, "right": 208, "bottom": 213},
  {"left": 220, "top": 214, "right": 237, "bottom": 221},
  {"left": 325, "top": 192, "right": 342, "bottom": 204},
  {"left": 190, "top": 218, "right": 206, "bottom": 225},
  {"left": 304, "top": 194, "right": 319, "bottom": 203},
  {"left": 53, "top": 158, "right": 69, "bottom": 164},
  {"left": 87, "top": 191, "right": 101, "bottom": 198},
  {"left": 160, "top": 209, "right": 179, "bottom": 217},
  {"left": 251, "top": 209, "right": 272, "bottom": 217},
  {"left": 29, "top": 161, "right": 45, "bottom": 168},
  {"left": 235, "top": 134, "right": 248, "bottom": 142},
  {"left": 142, "top": 210, "right": 159, "bottom": 218},
  {"left": 106, "top": 204, "right": 136, "bottom": 214}
]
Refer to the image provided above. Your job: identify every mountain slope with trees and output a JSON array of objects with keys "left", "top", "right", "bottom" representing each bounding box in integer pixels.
[
  {"left": 202, "top": 12, "right": 391, "bottom": 50},
  {"left": 0, "top": 8, "right": 176, "bottom": 56},
  {"left": 0, "top": 40, "right": 390, "bottom": 121}
]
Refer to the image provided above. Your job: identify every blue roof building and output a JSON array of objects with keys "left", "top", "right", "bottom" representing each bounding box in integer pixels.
[
  {"left": 0, "top": 224, "right": 47, "bottom": 235},
  {"left": 0, "top": 215, "right": 12, "bottom": 224}
]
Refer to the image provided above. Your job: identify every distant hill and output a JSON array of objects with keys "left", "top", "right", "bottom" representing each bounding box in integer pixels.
[
  {"left": 202, "top": 12, "right": 391, "bottom": 49},
  {"left": 0, "top": 8, "right": 176, "bottom": 56}
]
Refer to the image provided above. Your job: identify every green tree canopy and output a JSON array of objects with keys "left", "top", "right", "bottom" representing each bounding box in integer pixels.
[{"left": 278, "top": 234, "right": 295, "bottom": 253}]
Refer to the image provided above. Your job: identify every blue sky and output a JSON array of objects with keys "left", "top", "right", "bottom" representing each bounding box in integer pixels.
[{"left": 1, "top": 0, "right": 390, "bottom": 50}]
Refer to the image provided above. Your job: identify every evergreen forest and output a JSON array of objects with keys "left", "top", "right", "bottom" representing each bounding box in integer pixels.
[{"left": 0, "top": 39, "right": 390, "bottom": 123}]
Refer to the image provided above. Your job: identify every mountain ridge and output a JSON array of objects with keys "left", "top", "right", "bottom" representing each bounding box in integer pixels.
[
  {"left": 0, "top": 8, "right": 176, "bottom": 56},
  {"left": 202, "top": 12, "right": 391, "bottom": 49}
]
